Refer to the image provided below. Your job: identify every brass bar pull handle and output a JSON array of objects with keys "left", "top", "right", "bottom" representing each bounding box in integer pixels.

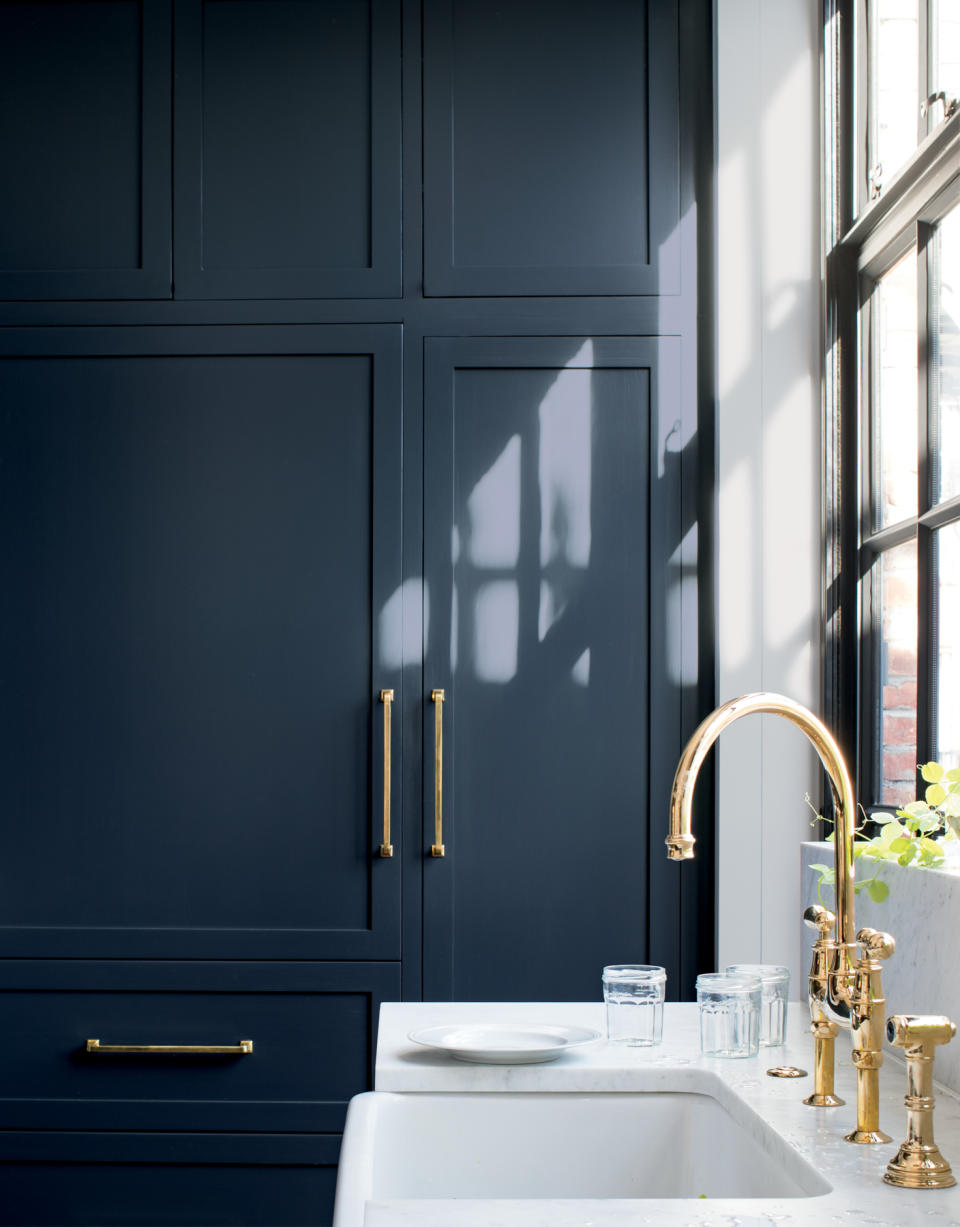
[
  {"left": 379, "top": 689, "right": 395, "bottom": 857},
  {"left": 431, "top": 688, "right": 445, "bottom": 856},
  {"left": 86, "top": 1039, "right": 253, "bottom": 1055}
]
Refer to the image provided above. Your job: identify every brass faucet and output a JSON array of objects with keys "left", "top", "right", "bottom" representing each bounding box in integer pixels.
[{"left": 666, "top": 692, "right": 895, "bottom": 1144}]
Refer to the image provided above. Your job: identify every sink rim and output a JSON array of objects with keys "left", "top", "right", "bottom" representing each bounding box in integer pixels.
[{"left": 333, "top": 1081, "right": 834, "bottom": 1227}]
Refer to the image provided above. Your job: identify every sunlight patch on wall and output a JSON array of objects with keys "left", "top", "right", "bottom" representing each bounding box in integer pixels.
[
  {"left": 716, "top": 146, "right": 753, "bottom": 400},
  {"left": 717, "top": 452, "right": 756, "bottom": 673}
]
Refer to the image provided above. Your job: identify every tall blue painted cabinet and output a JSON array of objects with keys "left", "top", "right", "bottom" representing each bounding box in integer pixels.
[{"left": 0, "top": 1, "right": 713, "bottom": 1221}]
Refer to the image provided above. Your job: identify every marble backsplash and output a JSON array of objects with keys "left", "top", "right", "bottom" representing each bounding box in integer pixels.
[{"left": 801, "top": 840, "right": 960, "bottom": 1095}]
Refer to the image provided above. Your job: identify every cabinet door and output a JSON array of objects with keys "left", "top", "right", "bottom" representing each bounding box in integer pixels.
[
  {"left": 173, "top": 0, "right": 402, "bottom": 300},
  {"left": 423, "top": 0, "right": 679, "bottom": 297},
  {"left": 0, "top": 326, "right": 402, "bottom": 960},
  {"left": 0, "top": 1132, "right": 341, "bottom": 1227},
  {"left": 422, "top": 337, "right": 687, "bottom": 1000},
  {"left": 0, "top": 0, "right": 171, "bottom": 301}
]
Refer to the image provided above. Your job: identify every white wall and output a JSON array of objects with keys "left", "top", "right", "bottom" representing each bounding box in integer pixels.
[{"left": 715, "top": 0, "right": 822, "bottom": 986}]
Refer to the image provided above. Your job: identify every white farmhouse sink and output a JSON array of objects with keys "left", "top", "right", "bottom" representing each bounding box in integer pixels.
[{"left": 333, "top": 1089, "right": 832, "bottom": 1226}]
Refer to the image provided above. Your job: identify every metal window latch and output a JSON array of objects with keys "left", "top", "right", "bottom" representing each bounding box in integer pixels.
[
  {"left": 868, "top": 163, "right": 883, "bottom": 200},
  {"left": 921, "top": 92, "right": 960, "bottom": 121}
]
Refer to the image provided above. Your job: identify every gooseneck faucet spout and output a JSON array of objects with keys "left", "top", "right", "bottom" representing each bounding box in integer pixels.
[
  {"left": 666, "top": 692, "right": 856, "bottom": 956},
  {"left": 666, "top": 692, "right": 895, "bottom": 1145}
]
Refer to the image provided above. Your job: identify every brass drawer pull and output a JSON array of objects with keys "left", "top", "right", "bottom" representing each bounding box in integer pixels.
[
  {"left": 379, "top": 688, "right": 395, "bottom": 857},
  {"left": 431, "top": 688, "right": 445, "bottom": 856},
  {"left": 86, "top": 1039, "right": 253, "bottom": 1055}
]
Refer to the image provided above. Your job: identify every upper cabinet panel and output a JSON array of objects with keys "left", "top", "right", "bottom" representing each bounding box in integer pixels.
[
  {"left": 423, "top": 0, "right": 680, "bottom": 298},
  {"left": 0, "top": 0, "right": 171, "bottom": 301},
  {"left": 174, "top": 0, "right": 402, "bottom": 300}
]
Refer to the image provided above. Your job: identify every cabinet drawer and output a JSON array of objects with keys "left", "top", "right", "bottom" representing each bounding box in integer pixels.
[
  {"left": 0, "top": 962, "right": 400, "bottom": 1132},
  {"left": 0, "top": 1132, "right": 339, "bottom": 1226}
]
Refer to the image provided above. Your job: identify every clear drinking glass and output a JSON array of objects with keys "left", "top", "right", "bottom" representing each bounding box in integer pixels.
[
  {"left": 602, "top": 964, "right": 666, "bottom": 1046},
  {"left": 696, "top": 972, "right": 761, "bottom": 1058},
  {"left": 724, "top": 964, "right": 790, "bottom": 1046}
]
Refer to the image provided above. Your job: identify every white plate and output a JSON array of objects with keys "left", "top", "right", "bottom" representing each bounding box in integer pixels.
[{"left": 406, "top": 1022, "right": 601, "bottom": 1064}]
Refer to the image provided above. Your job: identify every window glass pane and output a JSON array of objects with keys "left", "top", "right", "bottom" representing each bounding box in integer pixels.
[
  {"left": 937, "top": 206, "right": 960, "bottom": 503},
  {"left": 876, "top": 537, "right": 918, "bottom": 806},
  {"left": 869, "top": 0, "right": 919, "bottom": 194},
  {"left": 874, "top": 249, "right": 918, "bottom": 528},
  {"left": 937, "top": 523, "right": 960, "bottom": 770},
  {"left": 936, "top": 0, "right": 960, "bottom": 104}
]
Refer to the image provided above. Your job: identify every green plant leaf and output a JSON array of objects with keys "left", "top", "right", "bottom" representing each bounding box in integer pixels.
[
  {"left": 926, "top": 783, "right": 947, "bottom": 806},
  {"left": 947, "top": 768, "right": 960, "bottom": 783},
  {"left": 899, "top": 800, "right": 930, "bottom": 818},
  {"left": 879, "top": 820, "right": 905, "bottom": 844},
  {"left": 898, "top": 846, "right": 918, "bottom": 866},
  {"left": 921, "top": 762, "right": 944, "bottom": 783},
  {"left": 867, "top": 878, "right": 889, "bottom": 903},
  {"left": 889, "top": 836, "right": 912, "bottom": 852}
]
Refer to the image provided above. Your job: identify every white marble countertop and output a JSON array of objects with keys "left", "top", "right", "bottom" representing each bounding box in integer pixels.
[{"left": 361, "top": 1000, "right": 960, "bottom": 1226}]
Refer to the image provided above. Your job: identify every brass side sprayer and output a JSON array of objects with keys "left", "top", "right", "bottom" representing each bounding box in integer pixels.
[{"left": 884, "top": 1014, "right": 956, "bottom": 1189}]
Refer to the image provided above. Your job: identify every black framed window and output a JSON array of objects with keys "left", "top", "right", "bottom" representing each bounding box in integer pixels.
[{"left": 824, "top": 0, "right": 960, "bottom": 812}]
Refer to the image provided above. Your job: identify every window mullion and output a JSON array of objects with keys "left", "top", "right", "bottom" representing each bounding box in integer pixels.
[
  {"left": 919, "top": 0, "right": 931, "bottom": 146},
  {"left": 918, "top": 218, "right": 937, "bottom": 765},
  {"left": 822, "top": 0, "right": 858, "bottom": 778},
  {"left": 857, "top": 0, "right": 871, "bottom": 212},
  {"left": 917, "top": 221, "right": 936, "bottom": 767}
]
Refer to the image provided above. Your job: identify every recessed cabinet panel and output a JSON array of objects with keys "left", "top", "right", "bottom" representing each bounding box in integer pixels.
[
  {"left": 423, "top": 0, "right": 680, "bottom": 296},
  {"left": 423, "top": 337, "right": 684, "bottom": 999},
  {"left": 0, "top": 0, "right": 171, "bottom": 300},
  {"left": 174, "top": 0, "right": 402, "bottom": 299},
  {"left": 0, "top": 327, "right": 402, "bottom": 959}
]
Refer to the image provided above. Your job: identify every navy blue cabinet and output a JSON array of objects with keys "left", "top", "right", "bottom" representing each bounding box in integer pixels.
[
  {"left": 0, "top": 1133, "right": 341, "bottom": 1226},
  {"left": 0, "top": 962, "right": 399, "bottom": 1135},
  {"left": 422, "top": 338, "right": 688, "bottom": 1001},
  {"left": 0, "top": 1, "right": 711, "bottom": 1222},
  {"left": 0, "top": 326, "right": 403, "bottom": 962},
  {"left": 173, "top": 0, "right": 402, "bottom": 300},
  {"left": 422, "top": 0, "right": 681, "bottom": 297},
  {"left": 0, "top": 0, "right": 172, "bottom": 301}
]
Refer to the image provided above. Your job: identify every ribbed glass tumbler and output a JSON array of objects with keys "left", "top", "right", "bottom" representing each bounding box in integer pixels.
[
  {"left": 602, "top": 964, "right": 666, "bottom": 1047},
  {"left": 696, "top": 972, "right": 762, "bottom": 1058},
  {"left": 724, "top": 963, "right": 790, "bottom": 1046}
]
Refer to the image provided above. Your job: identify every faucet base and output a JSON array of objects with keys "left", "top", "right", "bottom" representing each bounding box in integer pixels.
[
  {"left": 884, "top": 1142, "right": 955, "bottom": 1188},
  {"left": 803, "top": 1091, "right": 845, "bottom": 1107},
  {"left": 844, "top": 1127, "right": 893, "bottom": 1145}
]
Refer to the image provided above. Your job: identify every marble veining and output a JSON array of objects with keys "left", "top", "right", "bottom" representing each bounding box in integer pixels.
[{"left": 359, "top": 1001, "right": 960, "bottom": 1226}]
